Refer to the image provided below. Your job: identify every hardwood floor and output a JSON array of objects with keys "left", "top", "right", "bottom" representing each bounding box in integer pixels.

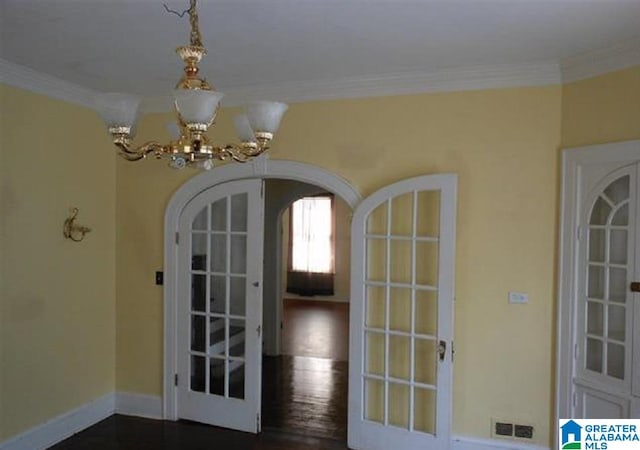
[
  {"left": 49, "top": 299, "right": 350, "bottom": 449},
  {"left": 49, "top": 414, "right": 348, "bottom": 449},
  {"left": 262, "top": 299, "right": 349, "bottom": 442},
  {"left": 281, "top": 299, "right": 349, "bottom": 361}
]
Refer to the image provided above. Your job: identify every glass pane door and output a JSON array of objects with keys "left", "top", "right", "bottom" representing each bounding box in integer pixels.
[{"left": 177, "top": 179, "right": 263, "bottom": 433}]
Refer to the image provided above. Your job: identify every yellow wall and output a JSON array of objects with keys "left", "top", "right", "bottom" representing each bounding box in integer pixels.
[
  {"left": 116, "top": 85, "right": 562, "bottom": 445},
  {"left": 281, "top": 195, "right": 351, "bottom": 302},
  {"left": 562, "top": 66, "right": 640, "bottom": 148},
  {"left": 0, "top": 85, "right": 116, "bottom": 440}
]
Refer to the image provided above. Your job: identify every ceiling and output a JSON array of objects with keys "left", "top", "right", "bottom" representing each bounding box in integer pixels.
[{"left": 1, "top": 0, "right": 640, "bottom": 107}]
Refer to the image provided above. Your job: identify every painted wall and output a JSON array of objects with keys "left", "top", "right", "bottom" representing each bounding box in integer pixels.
[
  {"left": 116, "top": 84, "right": 561, "bottom": 446},
  {"left": 281, "top": 195, "right": 351, "bottom": 303},
  {"left": 0, "top": 85, "right": 116, "bottom": 440},
  {"left": 562, "top": 66, "right": 640, "bottom": 148}
]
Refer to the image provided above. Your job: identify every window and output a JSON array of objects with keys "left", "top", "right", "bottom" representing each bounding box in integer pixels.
[{"left": 287, "top": 195, "right": 335, "bottom": 296}]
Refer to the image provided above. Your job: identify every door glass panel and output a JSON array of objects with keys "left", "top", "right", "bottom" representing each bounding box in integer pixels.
[
  {"left": 587, "top": 265, "right": 604, "bottom": 299},
  {"left": 415, "top": 241, "right": 438, "bottom": 287},
  {"left": 229, "top": 277, "right": 246, "bottom": 316},
  {"left": 612, "top": 203, "right": 628, "bottom": 226},
  {"left": 210, "top": 276, "right": 226, "bottom": 314},
  {"left": 414, "top": 338, "right": 437, "bottom": 385},
  {"left": 590, "top": 197, "right": 611, "bottom": 225},
  {"left": 191, "top": 274, "right": 206, "bottom": 312},
  {"left": 391, "top": 193, "right": 413, "bottom": 236},
  {"left": 192, "top": 234, "right": 207, "bottom": 270},
  {"left": 609, "top": 230, "right": 627, "bottom": 264},
  {"left": 603, "top": 175, "right": 629, "bottom": 205},
  {"left": 415, "top": 289, "right": 437, "bottom": 336},
  {"left": 229, "top": 318, "right": 245, "bottom": 357},
  {"left": 209, "top": 317, "right": 226, "bottom": 356},
  {"left": 389, "top": 335, "right": 411, "bottom": 380},
  {"left": 364, "top": 378, "right": 384, "bottom": 423},
  {"left": 230, "top": 235, "right": 247, "bottom": 274},
  {"left": 230, "top": 193, "right": 248, "bottom": 232},
  {"left": 366, "top": 286, "right": 386, "bottom": 329},
  {"left": 209, "top": 357, "right": 224, "bottom": 395},
  {"left": 210, "top": 234, "right": 227, "bottom": 273},
  {"left": 609, "top": 267, "right": 627, "bottom": 303},
  {"left": 211, "top": 198, "right": 227, "bottom": 232},
  {"left": 588, "top": 228, "right": 605, "bottom": 263},
  {"left": 367, "top": 238, "right": 386, "bottom": 282},
  {"left": 607, "top": 305, "right": 625, "bottom": 342},
  {"left": 586, "top": 338, "right": 603, "bottom": 373},
  {"left": 587, "top": 301, "right": 603, "bottom": 336},
  {"left": 416, "top": 191, "right": 440, "bottom": 237},
  {"left": 229, "top": 360, "right": 245, "bottom": 399},
  {"left": 191, "top": 315, "right": 206, "bottom": 352},
  {"left": 389, "top": 288, "right": 411, "bottom": 332},
  {"left": 366, "top": 332, "right": 385, "bottom": 376},
  {"left": 414, "top": 388, "right": 436, "bottom": 434},
  {"left": 390, "top": 239, "right": 412, "bottom": 284},
  {"left": 192, "top": 207, "right": 208, "bottom": 230},
  {"left": 607, "top": 343, "right": 625, "bottom": 380},
  {"left": 367, "top": 203, "right": 387, "bottom": 235},
  {"left": 191, "top": 355, "right": 206, "bottom": 392},
  {"left": 388, "top": 383, "right": 410, "bottom": 429}
]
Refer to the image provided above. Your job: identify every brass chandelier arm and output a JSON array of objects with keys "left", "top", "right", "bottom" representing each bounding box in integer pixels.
[{"left": 114, "top": 140, "right": 170, "bottom": 161}]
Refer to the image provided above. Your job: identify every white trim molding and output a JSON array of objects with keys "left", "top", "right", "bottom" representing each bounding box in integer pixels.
[
  {"left": 452, "top": 435, "right": 550, "bottom": 450},
  {"left": 115, "top": 392, "right": 163, "bottom": 420},
  {"left": 561, "top": 36, "right": 640, "bottom": 83},
  {"left": 0, "top": 59, "right": 98, "bottom": 110},
  {"left": 0, "top": 393, "right": 114, "bottom": 450}
]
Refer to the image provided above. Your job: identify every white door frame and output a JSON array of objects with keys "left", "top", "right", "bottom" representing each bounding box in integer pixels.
[
  {"left": 163, "top": 157, "right": 362, "bottom": 420},
  {"left": 556, "top": 140, "right": 640, "bottom": 426}
]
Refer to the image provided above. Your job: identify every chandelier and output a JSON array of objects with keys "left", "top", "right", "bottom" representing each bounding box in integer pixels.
[{"left": 95, "top": 0, "right": 288, "bottom": 170}]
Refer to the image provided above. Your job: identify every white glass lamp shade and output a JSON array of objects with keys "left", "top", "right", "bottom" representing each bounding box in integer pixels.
[
  {"left": 234, "top": 115, "right": 255, "bottom": 143},
  {"left": 245, "top": 101, "right": 288, "bottom": 134},
  {"left": 95, "top": 93, "right": 141, "bottom": 130},
  {"left": 173, "top": 89, "right": 224, "bottom": 126}
]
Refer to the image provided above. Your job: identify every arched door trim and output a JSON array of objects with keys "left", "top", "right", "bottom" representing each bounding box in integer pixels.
[{"left": 163, "top": 157, "right": 362, "bottom": 419}]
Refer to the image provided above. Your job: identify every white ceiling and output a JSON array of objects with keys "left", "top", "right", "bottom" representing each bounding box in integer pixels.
[{"left": 1, "top": 0, "right": 640, "bottom": 107}]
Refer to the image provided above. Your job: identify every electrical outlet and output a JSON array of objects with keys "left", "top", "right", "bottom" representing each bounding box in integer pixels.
[{"left": 508, "top": 291, "right": 528, "bottom": 304}]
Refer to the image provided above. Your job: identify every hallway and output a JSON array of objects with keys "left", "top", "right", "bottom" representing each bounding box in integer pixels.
[{"left": 262, "top": 299, "right": 349, "bottom": 441}]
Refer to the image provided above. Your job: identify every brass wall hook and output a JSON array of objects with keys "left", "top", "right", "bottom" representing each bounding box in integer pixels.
[{"left": 63, "top": 207, "right": 92, "bottom": 242}]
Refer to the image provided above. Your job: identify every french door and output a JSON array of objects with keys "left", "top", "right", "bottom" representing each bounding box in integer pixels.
[
  {"left": 348, "top": 174, "right": 457, "bottom": 450},
  {"left": 176, "top": 179, "right": 264, "bottom": 432},
  {"left": 573, "top": 157, "right": 640, "bottom": 418}
]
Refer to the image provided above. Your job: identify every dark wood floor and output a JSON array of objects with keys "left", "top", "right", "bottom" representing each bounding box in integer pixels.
[
  {"left": 282, "top": 299, "right": 349, "bottom": 361},
  {"left": 49, "top": 414, "right": 348, "bottom": 450},
  {"left": 49, "top": 299, "right": 350, "bottom": 449}
]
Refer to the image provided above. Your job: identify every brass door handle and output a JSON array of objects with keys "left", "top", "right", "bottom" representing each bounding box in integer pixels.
[{"left": 631, "top": 282, "right": 640, "bottom": 293}]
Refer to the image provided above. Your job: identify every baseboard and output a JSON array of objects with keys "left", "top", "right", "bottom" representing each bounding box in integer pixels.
[
  {"left": 0, "top": 393, "right": 115, "bottom": 450},
  {"left": 115, "top": 392, "right": 163, "bottom": 419},
  {"left": 452, "top": 435, "right": 550, "bottom": 450}
]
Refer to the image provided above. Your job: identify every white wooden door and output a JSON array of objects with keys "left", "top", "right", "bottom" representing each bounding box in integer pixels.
[
  {"left": 574, "top": 160, "right": 640, "bottom": 418},
  {"left": 348, "top": 174, "right": 457, "bottom": 450},
  {"left": 177, "top": 179, "right": 264, "bottom": 432}
]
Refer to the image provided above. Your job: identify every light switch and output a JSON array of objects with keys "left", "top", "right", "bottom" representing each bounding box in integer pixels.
[{"left": 508, "top": 291, "right": 528, "bottom": 304}]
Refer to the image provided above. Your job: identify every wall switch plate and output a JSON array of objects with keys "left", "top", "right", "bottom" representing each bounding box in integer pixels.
[
  {"left": 155, "top": 271, "right": 164, "bottom": 285},
  {"left": 508, "top": 291, "right": 528, "bottom": 304}
]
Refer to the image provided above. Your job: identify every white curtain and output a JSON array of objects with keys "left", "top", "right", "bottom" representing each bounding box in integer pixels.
[{"left": 291, "top": 196, "right": 333, "bottom": 273}]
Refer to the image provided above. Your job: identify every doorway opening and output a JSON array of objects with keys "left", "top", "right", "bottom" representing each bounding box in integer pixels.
[{"left": 260, "top": 179, "right": 351, "bottom": 442}]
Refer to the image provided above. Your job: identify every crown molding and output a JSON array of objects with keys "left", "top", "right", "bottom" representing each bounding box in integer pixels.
[
  {"left": 560, "top": 36, "right": 640, "bottom": 83},
  {"left": 142, "top": 61, "right": 561, "bottom": 112},
  {"left": 0, "top": 59, "right": 98, "bottom": 109}
]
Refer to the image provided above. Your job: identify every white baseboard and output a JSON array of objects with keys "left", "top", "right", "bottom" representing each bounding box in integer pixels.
[
  {"left": 452, "top": 435, "right": 550, "bottom": 450},
  {"left": 115, "top": 392, "right": 163, "bottom": 419},
  {"left": 0, "top": 393, "right": 115, "bottom": 450}
]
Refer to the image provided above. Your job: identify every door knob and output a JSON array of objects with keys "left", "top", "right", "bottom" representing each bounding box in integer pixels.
[{"left": 631, "top": 282, "right": 640, "bottom": 293}]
